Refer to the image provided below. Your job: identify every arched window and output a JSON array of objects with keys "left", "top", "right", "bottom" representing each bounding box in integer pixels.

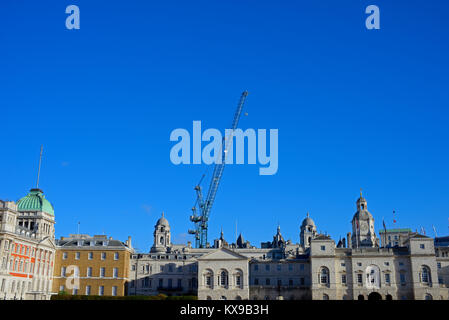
[
  {"left": 366, "top": 265, "right": 381, "bottom": 289},
  {"left": 220, "top": 270, "right": 228, "bottom": 287},
  {"left": 323, "top": 293, "right": 329, "bottom": 300},
  {"left": 235, "top": 295, "right": 242, "bottom": 300},
  {"left": 206, "top": 296, "right": 212, "bottom": 300},
  {"left": 220, "top": 296, "right": 227, "bottom": 300},
  {"left": 319, "top": 267, "right": 329, "bottom": 285},
  {"left": 420, "top": 266, "right": 431, "bottom": 285},
  {"left": 234, "top": 269, "right": 243, "bottom": 288},
  {"left": 204, "top": 269, "right": 213, "bottom": 288},
  {"left": 159, "top": 236, "right": 164, "bottom": 245},
  {"left": 425, "top": 294, "right": 433, "bottom": 300}
]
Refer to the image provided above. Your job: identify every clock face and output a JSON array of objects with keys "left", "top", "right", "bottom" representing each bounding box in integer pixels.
[{"left": 360, "top": 221, "right": 369, "bottom": 233}]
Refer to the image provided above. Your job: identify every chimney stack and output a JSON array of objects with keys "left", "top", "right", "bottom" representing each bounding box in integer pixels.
[{"left": 347, "top": 232, "right": 352, "bottom": 249}]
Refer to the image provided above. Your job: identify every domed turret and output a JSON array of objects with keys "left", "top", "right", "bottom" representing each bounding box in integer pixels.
[
  {"left": 351, "top": 190, "right": 378, "bottom": 248},
  {"left": 301, "top": 212, "right": 315, "bottom": 228},
  {"left": 300, "top": 212, "right": 317, "bottom": 249},
  {"left": 151, "top": 212, "right": 171, "bottom": 253},
  {"left": 156, "top": 213, "right": 169, "bottom": 227},
  {"left": 17, "top": 188, "right": 54, "bottom": 216}
]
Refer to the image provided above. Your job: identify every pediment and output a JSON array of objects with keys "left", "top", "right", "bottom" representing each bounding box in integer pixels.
[
  {"left": 37, "top": 236, "right": 56, "bottom": 249},
  {"left": 197, "top": 248, "right": 248, "bottom": 261}
]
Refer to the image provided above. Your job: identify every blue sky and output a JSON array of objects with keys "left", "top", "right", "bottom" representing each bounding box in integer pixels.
[{"left": 1, "top": 1, "right": 448, "bottom": 252}]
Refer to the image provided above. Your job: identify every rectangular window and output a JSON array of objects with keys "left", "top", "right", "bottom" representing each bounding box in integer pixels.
[
  {"left": 112, "top": 286, "right": 117, "bottom": 296},
  {"left": 437, "top": 263, "right": 441, "bottom": 269},
  {"left": 357, "top": 273, "right": 362, "bottom": 284},
  {"left": 100, "top": 267, "right": 105, "bottom": 278},
  {"left": 206, "top": 276, "right": 212, "bottom": 287},
  {"left": 59, "top": 285, "right": 64, "bottom": 292},
  {"left": 385, "top": 273, "right": 391, "bottom": 285},
  {"left": 341, "top": 262, "right": 345, "bottom": 267},
  {"left": 113, "top": 267, "right": 118, "bottom": 278},
  {"left": 86, "top": 285, "right": 91, "bottom": 295},
  {"left": 254, "top": 264, "right": 258, "bottom": 271},
  {"left": 99, "top": 286, "right": 104, "bottom": 296},
  {"left": 341, "top": 274, "right": 346, "bottom": 284},
  {"left": 254, "top": 278, "right": 259, "bottom": 285},
  {"left": 288, "top": 264, "right": 293, "bottom": 271},
  {"left": 300, "top": 277, "right": 305, "bottom": 285},
  {"left": 300, "top": 264, "right": 304, "bottom": 271},
  {"left": 265, "top": 265, "right": 270, "bottom": 271},
  {"left": 88, "top": 252, "right": 93, "bottom": 260},
  {"left": 114, "top": 252, "right": 119, "bottom": 260},
  {"left": 289, "top": 279, "right": 293, "bottom": 286},
  {"left": 277, "top": 264, "right": 281, "bottom": 271},
  {"left": 62, "top": 252, "right": 67, "bottom": 260},
  {"left": 277, "top": 279, "right": 282, "bottom": 286},
  {"left": 168, "top": 279, "right": 172, "bottom": 288},
  {"left": 420, "top": 244, "right": 425, "bottom": 249},
  {"left": 87, "top": 267, "right": 92, "bottom": 277},
  {"left": 384, "top": 261, "right": 389, "bottom": 266},
  {"left": 320, "top": 245, "right": 325, "bottom": 251},
  {"left": 265, "top": 278, "right": 270, "bottom": 285},
  {"left": 101, "top": 252, "right": 106, "bottom": 260},
  {"left": 160, "top": 265, "right": 164, "bottom": 272},
  {"left": 177, "top": 279, "right": 182, "bottom": 288},
  {"left": 400, "top": 273, "right": 406, "bottom": 285},
  {"left": 159, "top": 279, "right": 163, "bottom": 288},
  {"left": 61, "top": 267, "right": 66, "bottom": 277},
  {"left": 73, "top": 288, "right": 78, "bottom": 295}
]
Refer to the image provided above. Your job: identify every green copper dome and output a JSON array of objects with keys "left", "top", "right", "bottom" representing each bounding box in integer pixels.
[{"left": 17, "top": 188, "right": 54, "bottom": 216}]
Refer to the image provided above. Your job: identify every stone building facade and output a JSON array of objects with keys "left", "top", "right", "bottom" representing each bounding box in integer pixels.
[
  {"left": 129, "top": 194, "right": 449, "bottom": 300},
  {"left": 0, "top": 189, "right": 56, "bottom": 300}
]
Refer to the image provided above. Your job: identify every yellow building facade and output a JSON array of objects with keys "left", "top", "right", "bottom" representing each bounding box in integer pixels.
[{"left": 52, "top": 234, "right": 133, "bottom": 296}]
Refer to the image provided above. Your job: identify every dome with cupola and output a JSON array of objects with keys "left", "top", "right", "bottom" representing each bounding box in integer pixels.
[
  {"left": 17, "top": 188, "right": 54, "bottom": 216},
  {"left": 301, "top": 212, "right": 316, "bottom": 227}
]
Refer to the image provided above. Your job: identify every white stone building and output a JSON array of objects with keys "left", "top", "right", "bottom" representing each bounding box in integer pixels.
[
  {"left": 0, "top": 189, "right": 56, "bottom": 300},
  {"left": 128, "top": 194, "right": 449, "bottom": 300}
]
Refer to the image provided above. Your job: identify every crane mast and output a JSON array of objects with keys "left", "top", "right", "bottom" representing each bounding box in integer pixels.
[{"left": 188, "top": 91, "right": 249, "bottom": 248}]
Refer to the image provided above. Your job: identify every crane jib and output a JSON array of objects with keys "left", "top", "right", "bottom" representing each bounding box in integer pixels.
[{"left": 189, "top": 91, "right": 248, "bottom": 248}]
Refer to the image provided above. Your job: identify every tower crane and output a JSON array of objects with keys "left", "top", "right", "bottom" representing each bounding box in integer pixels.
[{"left": 188, "top": 91, "right": 249, "bottom": 248}]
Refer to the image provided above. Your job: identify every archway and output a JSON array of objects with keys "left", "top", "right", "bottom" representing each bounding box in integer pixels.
[
  {"left": 357, "top": 295, "right": 364, "bottom": 300},
  {"left": 368, "top": 292, "right": 382, "bottom": 301},
  {"left": 386, "top": 294, "right": 392, "bottom": 301}
]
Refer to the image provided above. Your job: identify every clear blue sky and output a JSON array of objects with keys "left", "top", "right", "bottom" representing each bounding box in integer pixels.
[{"left": 1, "top": 0, "right": 448, "bottom": 252}]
